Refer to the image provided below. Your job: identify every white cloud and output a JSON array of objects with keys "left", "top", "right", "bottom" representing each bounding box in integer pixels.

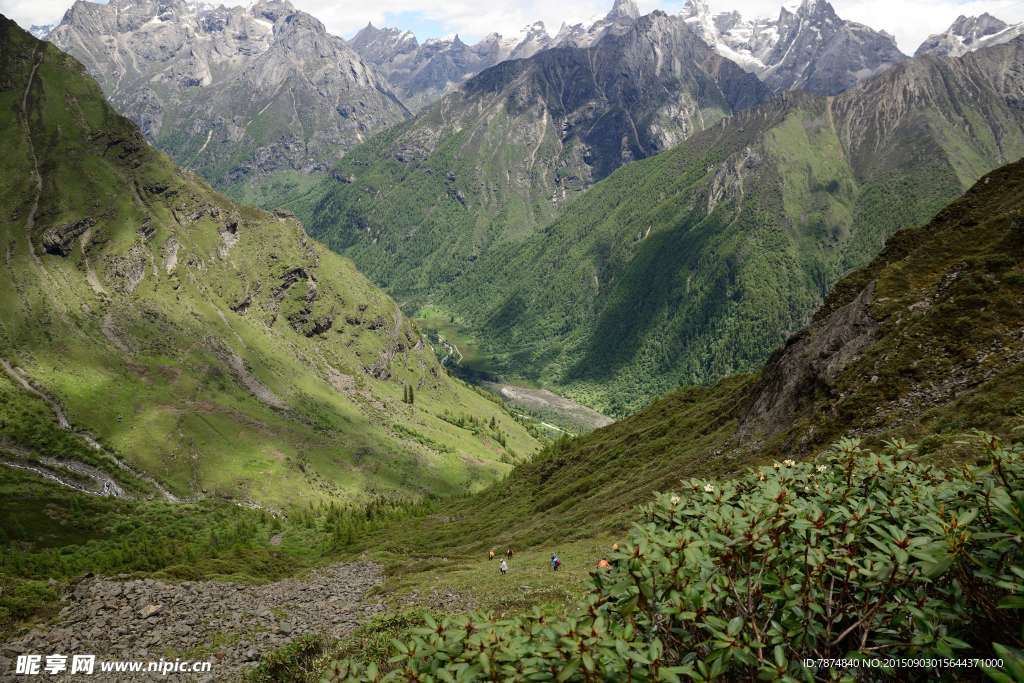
[
  {"left": 3, "top": 0, "right": 1024, "bottom": 54},
  {"left": 2, "top": 0, "right": 74, "bottom": 28}
]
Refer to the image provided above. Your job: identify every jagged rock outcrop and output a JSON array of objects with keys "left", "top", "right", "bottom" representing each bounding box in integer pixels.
[
  {"left": 682, "top": 0, "right": 907, "bottom": 95},
  {"left": 46, "top": 0, "right": 409, "bottom": 192},
  {"left": 41, "top": 217, "right": 95, "bottom": 256},
  {"left": 915, "top": 13, "right": 1024, "bottom": 58}
]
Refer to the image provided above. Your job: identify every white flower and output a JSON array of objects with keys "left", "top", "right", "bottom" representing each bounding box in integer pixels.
[
  {"left": 757, "top": 471, "right": 767, "bottom": 481},
  {"left": 670, "top": 495, "right": 681, "bottom": 506},
  {"left": 772, "top": 462, "right": 782, "bottom": 470},
  {"left": 703, "top": 483, "right": 714, "bottom": 493},
  {"left": 783, "top": 459, "right": 796, "bottom": 467},
  {"left": 816, "top": 464, "right": 828, "bottom": 473}
]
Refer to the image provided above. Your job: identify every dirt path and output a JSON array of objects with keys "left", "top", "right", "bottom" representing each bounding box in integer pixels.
[{"left": 0, "top": 562, "right": 385, "bottom": 682}]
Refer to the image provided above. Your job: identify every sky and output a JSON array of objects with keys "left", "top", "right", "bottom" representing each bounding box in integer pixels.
[{"left": 3, "top": 0, "right": 1024, "bottom": 55}]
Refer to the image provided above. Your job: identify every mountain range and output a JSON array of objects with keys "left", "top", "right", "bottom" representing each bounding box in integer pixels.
[
  {"left": 301, "top": 23, "right": 1024, "bottom": 413},
  {"left": 681, "top": 0, "right": 906, "bottom": 95},
  {"left": 0, "top": 16, "right": 538, "bottom": 509},
  {"left": 346, "top": 0, "right": 654, "bottom": 112},
  {"left": 302, "top": 9, "right": 769, "bottom": 302},
  {"left": 35, "top": 0, "right": 951, "bottom": 213},
  {"left": 443, "top": 35, "right": 1024, "bottom": 414},
  {"left": 4, "top": 0, "right": 1024, "bottom": 672},
  {"left": 348, "top": 21, "right": 554, "bottom": 112},
  {"left": 45, "top": 0, "right": 410, "bottom": 204}
]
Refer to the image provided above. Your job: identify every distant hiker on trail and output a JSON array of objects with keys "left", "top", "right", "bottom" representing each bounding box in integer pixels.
[
  {"left": 499, "top": 559, "right": 508, "bottom": 575},
  {"left": 506, "top": 547, "right": 514, "bottom": 561},
  {"left": 596, "top": 558, "right": 611, "bottom": 570},
  {"left": 488, "top": 549, "right": 495, "bottom": 561},
  {"left": 550, "top": 554, "right": 561, "bottom": 572}
]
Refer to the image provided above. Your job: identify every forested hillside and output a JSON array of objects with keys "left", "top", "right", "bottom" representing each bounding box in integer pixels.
[
  {"left": 442, "top": 39, "right": 1024, "bottom": 414},
  {"left": 367, "top": 156, "right": 1024, "bottom": 553}
]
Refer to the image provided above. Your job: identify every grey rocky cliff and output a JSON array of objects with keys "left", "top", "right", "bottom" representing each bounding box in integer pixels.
[{"left": 47, "top": 0, "right": 409, "bottom": 190}]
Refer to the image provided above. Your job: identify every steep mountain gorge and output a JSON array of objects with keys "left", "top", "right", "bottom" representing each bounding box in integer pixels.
[
  {"left": 46, "top": 0, "right": 409, "bottom": 204},
  {"left": 382, "top": 156, "right": 1024, "bottom": 552},
  {"left": 447, "top": 37, "right": 1024, "bottom": 414},
  {"left": 0, "top": 17, "right": 538, "bottom": 510},
  {"left": 303, "top": 10, "right": 769, "bottom": 300}
]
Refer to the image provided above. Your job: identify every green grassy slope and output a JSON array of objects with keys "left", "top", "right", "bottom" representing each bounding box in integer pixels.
[
  {"left": 363, "top": 156, "right": 1024, "bottom": 555},
  {"left": 0, "top": 17, "right": 539, "bottom": 510},
  {"left": 447, "top": 41, "right": 1024, "bottom": 414}
]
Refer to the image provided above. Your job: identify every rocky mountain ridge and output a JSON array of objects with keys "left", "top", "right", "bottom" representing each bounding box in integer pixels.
[
  {"left": 915, "top": 13, "right": 1024, "bottom": 58},
  {"left": 45, "top": 0, "right": 409, "bottom": 197},
  {"left": 681, "top": 0, "right": 906, "bottom": 95},
  {"left": 348, "top": 21, "right": 555, "bottom": 112},
  {"left": 348, "top": 0, "right": 646, "bottom": 111}
]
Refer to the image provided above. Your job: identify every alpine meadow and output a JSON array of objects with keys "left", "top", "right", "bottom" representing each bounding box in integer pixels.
[{"left": 1, "top": 0, "right": 1024, "bottom": 681}]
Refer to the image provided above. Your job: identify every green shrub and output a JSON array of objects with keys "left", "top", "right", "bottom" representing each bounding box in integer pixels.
[
  {"left": 329, "top": 436, "right": 1024, "bottom": 681},
  {"left": 246, "top": 634, "right": 328, "bottom": 683},
  {"left": 0, "top": 577, "right": 59, "bottom": 633}
]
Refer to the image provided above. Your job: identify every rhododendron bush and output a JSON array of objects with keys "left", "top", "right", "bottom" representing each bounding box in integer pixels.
[{"left": 330, "top": 436, "right": 1024, "bottom": 681}]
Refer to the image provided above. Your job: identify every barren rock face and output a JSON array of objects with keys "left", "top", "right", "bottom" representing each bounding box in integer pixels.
[{"left": 47, "top": 0, "right": 409, "bottom": 190}]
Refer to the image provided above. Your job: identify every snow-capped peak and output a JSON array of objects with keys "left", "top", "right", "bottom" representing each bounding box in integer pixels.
[{"left": 915, "top": 13, "right": 1022, "bottom": 57}]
